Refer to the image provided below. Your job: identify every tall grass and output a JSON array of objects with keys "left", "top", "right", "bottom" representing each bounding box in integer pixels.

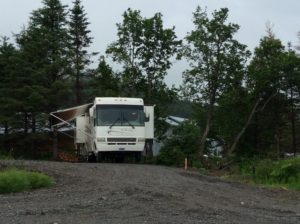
[
  {"left": 0, "top": 169, "right": 54, "bottom": 194},
  {"left": 254, "top": 157, "right": 300, "bottom": 190}
]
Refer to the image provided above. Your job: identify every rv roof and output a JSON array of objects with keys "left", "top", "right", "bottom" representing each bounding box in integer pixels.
[{"left": 94, "top": 97, "right": 144, "bottom": 105}]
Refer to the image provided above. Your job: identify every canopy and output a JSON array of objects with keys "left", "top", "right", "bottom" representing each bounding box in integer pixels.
[{"left": 50, "top": 103, "right": 93, "bottom": 127}]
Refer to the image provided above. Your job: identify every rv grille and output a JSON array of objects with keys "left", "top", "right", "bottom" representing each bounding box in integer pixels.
[{"left": 107, "top": 138, "right": 136, "bottom": 142}]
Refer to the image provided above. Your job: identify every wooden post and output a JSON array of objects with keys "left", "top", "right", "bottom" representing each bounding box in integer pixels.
[{"left": 184, "top": 158, "right": 188, "bottom": 170}]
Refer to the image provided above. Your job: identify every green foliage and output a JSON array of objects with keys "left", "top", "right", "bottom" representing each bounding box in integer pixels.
[
  {"left": 16, "top": 0, "right": 71, "bottom": 111},
  {"left": 157, "top": 146, "right": 186, "bottom": 167},
  {"left": 106, "top": 8, "right": 181, "bottom": 102},
  {"left": 0, "top": 169, "right": 54, "bottom": 194},
  {"left": 254, "top": 157, "right": 300, "bottom": 190},
  {"left": 182, "top": 6, "right": 250, "bottom": 156},
  {"left": 69, "top": 0, "right": 95, "bottom": 104},
  {"left": 1, "top": 2, "right": 300, "bottom": 163},
  {"left": 88, "top": 56, "right": 120, "bottom": 99},
  {"left": 183, "top": 7, "right": 250, "bottom": 102},
  {"left": 0, "top": 151, "right": 13, "bottom": 160},
  {"left": 106, "top": 8, "right": 181, "bottom": 139},
  {"left": 157, "top": 122, "right": 202, "bottom": 167}
]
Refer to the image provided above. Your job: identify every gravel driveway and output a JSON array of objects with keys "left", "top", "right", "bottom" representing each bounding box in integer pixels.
[{"left": 0, "top": 160, "right": 299, "bottom": 224}]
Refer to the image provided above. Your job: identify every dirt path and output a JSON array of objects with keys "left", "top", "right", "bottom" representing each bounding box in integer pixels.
[{"left": 0, "top": 160, "right": 299, "bottom": 224}]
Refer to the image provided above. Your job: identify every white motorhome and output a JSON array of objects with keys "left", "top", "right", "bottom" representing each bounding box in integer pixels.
[{"left": 50, "top": 97, "right": 154, "bottom": 162}]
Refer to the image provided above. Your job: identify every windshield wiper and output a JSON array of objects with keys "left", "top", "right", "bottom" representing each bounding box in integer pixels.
[
  {"left": 109, "top": 118, "right": 120, "bottom": 129},
  {"left": 123, "top": 117, "right": 135, "bottom": 129}
]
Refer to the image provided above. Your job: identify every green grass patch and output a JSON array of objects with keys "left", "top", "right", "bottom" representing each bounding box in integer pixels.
[
  {"left": 0, "top": 151, "right": 14, "bottom": 160},
  {"left": 225, "top": 157, "right": 300, "bottom": 191},
  {"left": 0, "top": 169, "right": 54, "bottom": 194},
  {"left": 254, "top": 157, "right": 300, "bottom": 190}
]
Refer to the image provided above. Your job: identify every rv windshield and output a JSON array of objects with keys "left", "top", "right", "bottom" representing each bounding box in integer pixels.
[{"left": 96, "top": 105, "right": 144, "bottom": 127}]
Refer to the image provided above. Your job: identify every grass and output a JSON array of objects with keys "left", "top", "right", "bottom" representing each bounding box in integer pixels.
[
  {"left": 0, "top": 151, "right": 14, "bottom": 160},
  {"left": 0, "top": 169, "right": 54, "bottom": 194},
  {"left": 254, "top": 157, "right": 300, "bottom": 190},
  {"left": 224, "top": 157, "right": 300, "bottom": 191}
]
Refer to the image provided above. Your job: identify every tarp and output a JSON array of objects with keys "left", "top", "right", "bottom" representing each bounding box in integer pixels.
[{"left": 50, "top": 103, "right": 93, "bottom": 127}]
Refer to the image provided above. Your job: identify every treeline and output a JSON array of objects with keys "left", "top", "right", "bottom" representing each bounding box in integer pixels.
[{"left": 0, "top": 0, "right": 300, "bottom": 160}]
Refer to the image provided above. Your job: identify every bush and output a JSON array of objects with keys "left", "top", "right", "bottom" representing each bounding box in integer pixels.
[
  {"left": 157, "top": 121, "right": 201, "bottom": 167},
  {"left": 0, "top": 150, "right": 13, "bottom": 160},
  {"left": 157, "top": 146, "right": 185, "bottom": 167},
  {"left": 255, "top": 159, "right": 274, "bottom": 181},
  {"left": 0, "top": 169, "right": 54, "bottom": 194},
  {"left": 254, "top": 157, "right": 300, "bottom": 190}
]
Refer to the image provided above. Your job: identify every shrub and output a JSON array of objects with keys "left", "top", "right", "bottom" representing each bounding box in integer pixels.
[
  {"left": 254, "top": 157, "right": 300, "bottom": 189},
  {"left": 255, "top": 159, "right": 274, "bottom": 182},
  {"left": 0, "top": 169, "right": 54, "bottom": 194},
  {"left": 157, "top": 146, "right": 185, "bottom": 167},
  {"left": 270, "top": 157, "right": 300, "bottom": 184},
  {"left": 157, "top": 121, "right": 201, "bottom": 167}
]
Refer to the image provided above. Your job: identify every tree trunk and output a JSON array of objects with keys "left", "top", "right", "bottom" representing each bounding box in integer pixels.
[
  {"left": 53, "top": 126, "right": 58, "bottom": 160},
  {"left": 254, "top": 113, "right": 259, "bottom": 152},
  {"left": 199, "top": 100, "right": 214, "bottom": 157},
  {"left": 228, "top": 98, "right": 261, "bottom": 156},
  {"left": 24, "top": 112, "right": 28, "bottom": 134},
  {"left": 4, "top": 121, "right": 8, "bottom": 135},
  {"left": 75, "top": 44, "right": 81, "bottom": 105},
  {"left": 275, "top": 131, "right": 281, "bottom": 159},
  {"left": 32, "top": 114, "right": 36, "bottom": 133},
  {"left": 228, "top": 93, "right": 277, "bottom": 156},
  {"left": 290, "top": 88, "right": 297, "bottom": 156},
  {"left": 76, "top": 65, "right": 81, "bottom": 104},
  {"left": 4, "top": 122, "right": 8, "bottom": 151}
]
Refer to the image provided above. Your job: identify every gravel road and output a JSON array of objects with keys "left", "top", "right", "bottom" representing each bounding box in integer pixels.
[{"left": 0, "top": 160, "right": 299, "bottom": 224}]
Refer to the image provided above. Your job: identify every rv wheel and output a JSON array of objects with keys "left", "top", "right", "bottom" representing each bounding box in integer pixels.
[
  {"left": 87, "top": 153, "right": 96, "bottom": 163},
  {"left": 135, "top": 152, "right": 142, "bottom": 163},
  {"left": 97, "top": 152, "right": 103, "bottom": 163}
]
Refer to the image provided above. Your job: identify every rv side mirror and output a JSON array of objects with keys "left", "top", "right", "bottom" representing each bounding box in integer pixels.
[{"left": 144, "top": 113, "right": 150, "bottom": 122}]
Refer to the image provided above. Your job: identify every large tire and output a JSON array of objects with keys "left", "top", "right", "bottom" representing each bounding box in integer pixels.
[
  {"left": 96, "top": 152, "right": 103, "bottom": 163},
  {"left": 87, "top": 153, "right": 96, "bottom": 163}
]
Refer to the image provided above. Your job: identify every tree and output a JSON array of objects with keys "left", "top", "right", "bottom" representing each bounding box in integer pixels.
[
  {"left": 183, "top": 7, "right": 250, "bottom": 157},
  {"left": 16, "top": 0, "right": 71, "bottom": 114},
  {"left": 280, "top": 44, "right": 300, "bottom": 156},
  {"left": 106, "top": 8, "right": 181, "bottom": 139},
  {"left": 69, "top": 0, "right": 94, "bottom": 104},
  {"left": 227, "top": 33, "right": 286, "bottom": 155},
  {"left": 106, "top": 8, "right": 181, "bottom": 103},
  {"left": 0, "top": 37, "right": 17, "bottom": 135},
  {"left": 88, "top": 56, "right": 120, "bottom": 98},
  {"left": 12, "top": 0, "right": 71, "bottom": 158}
]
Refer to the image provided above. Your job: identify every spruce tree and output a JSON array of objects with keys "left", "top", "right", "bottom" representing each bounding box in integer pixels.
[
  {"left": 88, "top": 56, "right": 120, "bottom": 98},
  {"left": 69, "top": 0, "right": 94, "bottom": 104},
  {"left": 0, "top": 37, "right": 17, "bottom": 135},
  {"left": 16, "top": 0, "right": 71, "bottom": 113}
]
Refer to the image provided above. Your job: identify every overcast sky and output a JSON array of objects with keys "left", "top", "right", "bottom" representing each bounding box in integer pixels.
[{"left": 0, "top": 0, "right": 299, "bottom": 87}]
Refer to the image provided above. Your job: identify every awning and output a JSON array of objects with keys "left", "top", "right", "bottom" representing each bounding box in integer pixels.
[{"left": 50, "top": 103, "right": 93, "bottom": 127}]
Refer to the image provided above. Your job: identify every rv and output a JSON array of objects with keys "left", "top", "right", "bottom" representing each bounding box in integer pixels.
[{"left": 50, "top": 97, "right": 154, "bottom": 162}]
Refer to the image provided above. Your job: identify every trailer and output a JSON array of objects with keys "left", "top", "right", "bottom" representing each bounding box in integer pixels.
[{"left": 50, "top": 97, "right": 154, "bottom": 162}]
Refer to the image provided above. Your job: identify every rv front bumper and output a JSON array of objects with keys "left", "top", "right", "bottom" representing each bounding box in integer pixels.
[{"left": 94, "top": 142, "right": 145, "bottom": 152}]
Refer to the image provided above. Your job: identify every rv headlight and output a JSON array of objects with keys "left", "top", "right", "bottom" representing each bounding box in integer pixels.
[
  {"left": 137, "top": 138, "right": 145, "bottom": 142},
  {"left": 97, "top": 137, "right": 106, "bottom": 142}
]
